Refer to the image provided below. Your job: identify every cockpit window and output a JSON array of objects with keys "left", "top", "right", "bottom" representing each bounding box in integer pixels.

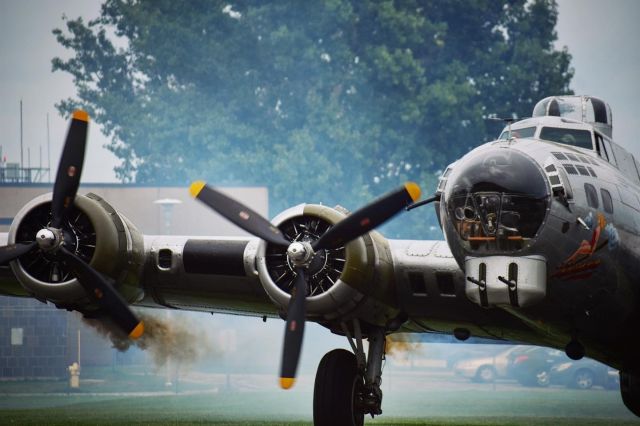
[
  {"left": 539, "top": 127, "right": 593, "bottom": 150},
  {"left": 584, "top": 183, "right": 599, "bottom": 208},
  {"left": 499, "top": 126, "right": 536, "bottom": 140}
]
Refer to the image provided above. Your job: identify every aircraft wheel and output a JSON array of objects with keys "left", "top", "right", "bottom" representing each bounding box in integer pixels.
[
  {"left": 314, "top": 349, "right": 364, "bottom": 426},
  {"left": 620, "top": 371, "right": 640, "bottom": 416}
]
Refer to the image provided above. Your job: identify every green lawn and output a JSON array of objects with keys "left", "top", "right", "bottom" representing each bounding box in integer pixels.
[
  {"left": 0, "top": 367, "right": 638, "bottom": 425},
  {"left": 0, "top": 388, "right": 638, "bottom": 425}
]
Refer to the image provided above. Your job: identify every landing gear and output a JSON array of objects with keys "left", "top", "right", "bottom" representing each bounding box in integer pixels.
[
  {"left": 313, "top": 349, "right": 364, "bottom": 426},
  {"left": 620, "top": 371, "right": 640, "bottom": 416},
  {"left": 313, "top": 322, "right": 386, "bottom": 425}
]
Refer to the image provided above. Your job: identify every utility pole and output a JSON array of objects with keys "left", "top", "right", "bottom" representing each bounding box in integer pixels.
[
  {"left": 47, "top": 113, "right": 51, "bottom": 182},
  {"left": 20, "top": 100, "right": 24, "bottom": 172}
]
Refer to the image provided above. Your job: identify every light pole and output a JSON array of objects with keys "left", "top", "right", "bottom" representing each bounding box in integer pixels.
[
  {"left": 153, "top": 198, "right": 182, "bottom": 390},
  {"left": 153, "top": 198, "right": 182, "bottom": 235}
]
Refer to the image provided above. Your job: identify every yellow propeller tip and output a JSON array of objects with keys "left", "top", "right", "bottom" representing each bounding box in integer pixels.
[
  {"left": 404, "top": 182, "right": 421, "bottom": 202},
  {"left": 129, "top": 321, "right": 144, "bottom": 340},
  {"left": 279, "top": 377, "right": 295, "bottom": 389},
  {"left": 189, "top": 181, "right": 206, "bottom": 198},
  {"left": 72, "top": 110, "right": 89, "bottom": 122}
]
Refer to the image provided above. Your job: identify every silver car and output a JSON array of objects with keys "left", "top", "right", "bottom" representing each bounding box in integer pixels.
[{"left": 453, "top": 345, "right": 524, "bottom": 383}]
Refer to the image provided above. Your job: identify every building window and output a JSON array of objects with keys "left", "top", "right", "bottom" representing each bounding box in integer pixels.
[
  {"left": 11, "top": 328, "right": 23, "bottom": 346},
  {"left": 585, "top": 183, "right": 599, "bottom": 208},
  {"left": 601, "top": 189, "right": 614, "bottom": 214}
]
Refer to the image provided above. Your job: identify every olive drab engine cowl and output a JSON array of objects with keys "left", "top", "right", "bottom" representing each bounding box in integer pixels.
[{"left": 7, "top": 192, "right": 146, "bottom": 310}]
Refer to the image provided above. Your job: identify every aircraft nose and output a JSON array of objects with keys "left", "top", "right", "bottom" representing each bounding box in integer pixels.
[{"left": 441, "top": 147, "right": 550, "bottom": 253}]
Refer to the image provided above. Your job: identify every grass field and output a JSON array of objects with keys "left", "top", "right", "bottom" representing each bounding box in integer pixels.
[
  {"left": 1, "top": 387, "right": 639, "bottom": 425},
  {"left": 1, "top": 368, "right": 639, "bottom": 425}
]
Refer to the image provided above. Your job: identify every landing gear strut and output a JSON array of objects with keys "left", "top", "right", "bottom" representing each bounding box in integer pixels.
[{"left": 313, "top": 321, "right": 386, "bottom": 425}]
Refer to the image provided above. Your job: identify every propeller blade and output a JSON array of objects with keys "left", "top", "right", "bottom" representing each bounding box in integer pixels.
[
  {"left": 279, "top": 267, "right": 307, "bottom": 389},
  {"left": 189, "top": 181, "right": 290, "bottom": 246},
  {"left": 51, "top": 110, "right": 89, "bottom": 228},
  {"left": 312, "top": 182, "right": 421, "bottom": 251},
  {"left": 0, "top": 242, "right": 37, "bottom": 265},
  {"left": 59, "top": 247, "right": 144, "bottom": 340}
]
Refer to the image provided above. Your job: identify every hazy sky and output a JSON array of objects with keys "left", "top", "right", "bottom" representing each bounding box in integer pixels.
[{"left": 0, "top": 0, "right": 639, "bottom": 183}]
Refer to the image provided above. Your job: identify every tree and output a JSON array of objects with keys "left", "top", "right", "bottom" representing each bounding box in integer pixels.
[{"left": 52, "top": 0, "right": 572, "bottom": 238}]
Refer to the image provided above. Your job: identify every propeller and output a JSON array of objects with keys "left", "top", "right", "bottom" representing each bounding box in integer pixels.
[
  {"left": 279, "top": 267, "right": 306, "bottom": 389},
  {"left": 0, "top": 111, "right": 144, "bottom": 340},
  {"left": 50, "top": 111, "right": 89, "bottom": 228},
  {"left": 189, "top": 182, "right": 290, "bottom": 246},
  {"left": 311, "top": 184, "right": 421, "bottom": 251},
  {"left": 190, "top": 180, "right": 420, "bottom": 388},
  {"left": 60, "top": 247, "right": 144, "bottom": 339},
  {"left": 0, "top": 242, "right": 37, "bottom": 265}
]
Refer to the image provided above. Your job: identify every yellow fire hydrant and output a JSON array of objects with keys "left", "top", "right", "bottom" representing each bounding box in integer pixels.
[{"left": 68, "top": 362, "right": 80, "bottom": 388}]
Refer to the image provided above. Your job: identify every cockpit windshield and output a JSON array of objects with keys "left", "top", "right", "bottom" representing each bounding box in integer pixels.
[
  {"left": 498, "top": 126, "right": 536, "bottom": 140},
  {"left": 539, "top": 127, "right": 593, "bottom": 150}
]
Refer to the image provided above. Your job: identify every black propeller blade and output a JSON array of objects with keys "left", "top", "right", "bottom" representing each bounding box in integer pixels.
[
  {"left": 0, "top": 110, "right": 144, "bottom": 340},
  {"left": 0, "top": 242, "right": 37, "bottom": 265},
  {"left": 189, "top": 181, "right": 290, "bottom": 246},
  {"left": 189, "top": 179, "right": 421, "bottom": 389},
  {"left": 51, "top": 110, "right": 89, "bottom": 228},
  {"left": 279, "top": 267, "right": 307, "bottom": 389},
  {"left": 60, "top": 247, "right": 145, "bottom": 339},
  {"left": 312, "top": 182, "right": 421, "bottom": 251}
]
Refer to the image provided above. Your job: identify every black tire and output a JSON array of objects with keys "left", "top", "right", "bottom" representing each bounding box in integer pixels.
[
  {"left": 572, "top": 369, "right": 595, "bottom": 390},
  {"left": 620, "top": 371, "right": 640, "bottom": 416},
  {"left": 314, "top": 349, "right": 364, "bottom": 426},
  {"left": 475, "top": 366, "right": 496, "bottom": 383}
]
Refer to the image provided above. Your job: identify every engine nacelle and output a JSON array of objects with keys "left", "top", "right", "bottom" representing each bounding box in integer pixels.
[
  {"left": 6, "top": 192, "right": 145, "bottom": 309},
  {"left": 254, "top": 204, "right": 400, "bottom": 328}
]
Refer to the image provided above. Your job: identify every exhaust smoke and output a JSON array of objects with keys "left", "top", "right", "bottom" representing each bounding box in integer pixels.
[
  {"left": 386, "top": 334, "right": 422, "bottom": 357},
  {"left": 83, "top": 311, "right": 215, "bottom": 367}
]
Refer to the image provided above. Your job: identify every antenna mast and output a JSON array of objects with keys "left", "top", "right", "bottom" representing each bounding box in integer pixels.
[
  {"left": 20, "top": 100, "right": 24, "bottom": 172},
  {"left": 47, "top": 113, "right": 51, "bottom": 182}
]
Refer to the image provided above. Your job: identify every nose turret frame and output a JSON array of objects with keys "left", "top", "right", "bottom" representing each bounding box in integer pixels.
[{"left": 441, "top": 147, "right": 551, "bottom": 258}]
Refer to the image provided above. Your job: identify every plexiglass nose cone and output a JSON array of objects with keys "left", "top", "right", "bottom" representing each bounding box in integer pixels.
[{"left": 443, "top": 148, "right": 550, "bottom": 253}]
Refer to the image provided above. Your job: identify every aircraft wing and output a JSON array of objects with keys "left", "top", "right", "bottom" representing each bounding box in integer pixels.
[{"left": 0, "top": 197, "right": 540, "bottom": 345}]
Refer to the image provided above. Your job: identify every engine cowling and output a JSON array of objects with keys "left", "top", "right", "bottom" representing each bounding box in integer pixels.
[
  {"left": 6, "top": 192, "right": 145, "bottom": 310},
  {"left": 254, "top": 204, "right": 400, "bottom": 328}
]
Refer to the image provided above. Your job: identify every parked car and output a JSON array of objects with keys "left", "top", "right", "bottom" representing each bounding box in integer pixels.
[
  {"left": 453, "top": 345, "right": 563, "bottom": 386},
  {"left": 550, "top": 358, "right": 620, "bottom": 390},
  {"left": 453, "top": 345, "right": 520, "bottom": 383},
  {"left": 443, "top": 344, "right": 507, "bottom": 369},
  {"left": 506, "top": 346, "right": 564, "bottom": 387}
]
